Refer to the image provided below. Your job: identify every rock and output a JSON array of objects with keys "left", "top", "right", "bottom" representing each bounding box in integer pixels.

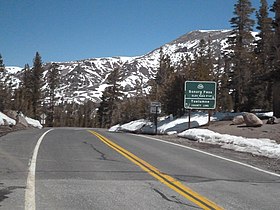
[
  {"left": 267, "top": 116, "right": 280, "bottom": 124},
  {"left": 243, "top": 113, "right": 263, "bottom": 127},
  {"left": 232, "top": 115, "right": 244, "bottom": 125},
  {"left": 4, "top": 110, "right": 18, "bottom": 119}
]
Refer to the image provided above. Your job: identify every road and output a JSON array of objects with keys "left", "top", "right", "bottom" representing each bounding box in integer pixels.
[{"left": 0, "top": 128, "right": 279, "bottom": 209}]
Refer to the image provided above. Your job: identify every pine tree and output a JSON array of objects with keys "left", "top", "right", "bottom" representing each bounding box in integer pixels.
[
  {"left": 0, "top": 55, "right": 14, "bottom": 112},
  {"left": 217, "top": 54, "right": 234, "bottom": 111},
  {"left": 256, "top": 0, "right": 274, "bottom": 72},
  {"left": 270, "top": 0, "right": 280, "bottom": 117},
  {"left": 0, "top": 54, "right": 6, "bottom": 111},
  {"left": 161, "top": 72, "right": 185, "bottom": 116},
  {"left": 46, "top": 63, "right": 60, "bottom": 126},
  {"left": 20, "top": 64, "right": 33, "bottom": 115},
  {"left": 0, "top": 54, "right": 4, "bottom": 71},
  {"left": 31, "top": 52, "right": 44, "bottom": 119},
  {"left": 192, "top": 39, "right": 214, "bottom": 81},
  {"left": 227, "top": 0, "right": 255, "bottom": 112},
  {"left": 97, "top": 67, "right": 123, "bottom": 128},
  {"left": 250, "top": 0, "right": 274, "bottom": 110}
]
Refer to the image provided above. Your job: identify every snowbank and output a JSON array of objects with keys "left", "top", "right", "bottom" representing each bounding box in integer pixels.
[
  {"left": 178, "top": 128, "right": 280, "bottom": 159},
  {"left": 108, "top": 111, "right": 279, "bottom": 159},
  {"left": 0, "top": 112, "right": 16, "bottom": 126},
  {"left": 0, "top": 111, "right": 43, "bottom": 129},
  {"left": 109, "top": 119, "right": 149, "bottom": 133},
  {"left": 157, "top": 112, "right": 210, "bottom": 134},
  {"left": 25, "top": 116, "right": 43, "bottom": 129},
  {"left": 108, "top": 124, "right": 121, "bottom": 132}
]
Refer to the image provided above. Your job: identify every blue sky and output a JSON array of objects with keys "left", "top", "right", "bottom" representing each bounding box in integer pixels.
[{"left": 0, "top": 0, "right": 275, "bottom": 67}]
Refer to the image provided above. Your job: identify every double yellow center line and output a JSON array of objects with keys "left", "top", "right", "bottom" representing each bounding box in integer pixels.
[{"left": 88, "top": 130, "right": 223, "bottom": 210}]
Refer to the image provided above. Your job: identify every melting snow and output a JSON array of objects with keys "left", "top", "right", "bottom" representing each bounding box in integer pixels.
[
  {"left": 109, "top": 112, "right": 279, "bottom": 159},
  {"left": 178, "top": 128, "right": 280, "bottom": 159}
]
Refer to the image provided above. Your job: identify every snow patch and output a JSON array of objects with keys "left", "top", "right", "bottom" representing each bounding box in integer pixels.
[
  {"left": 178, "top": 128, "right": 280, "bottom": 159},
  {"left": 5, "top": 66, "right": 23, "bottom": 74},
  {"left": 0, "top": 112, "right": 16, "bottom": 125},
  {"left": 24, "top": 116, "right": 43, "bottom": 129},
  {"left": 109, "top": 112, "right": 279, "bottom": 159}
]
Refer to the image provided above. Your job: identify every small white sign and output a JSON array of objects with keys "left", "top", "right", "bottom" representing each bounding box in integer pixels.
[
  {"left": 150, "top": 101, "right": 161, "bottom": 107},
  {"left": 150, "top": 101, "right": 161, "bottom": 114},
  {"left": 40, "top": 113, "right": 47, "bottom": 125},
  {"left": 150, "top": 106, "right": 161, "bottom": 114}
]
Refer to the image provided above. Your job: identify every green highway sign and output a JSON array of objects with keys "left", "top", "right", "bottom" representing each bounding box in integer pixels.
[{"left": 184, "top": 81, "right": 217, "bottom": 109}]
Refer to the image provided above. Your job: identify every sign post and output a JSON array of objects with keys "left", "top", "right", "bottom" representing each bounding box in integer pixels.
[
  {"left": 184, "top": 81, "right": 217, "bottom": 128},
  {"left": 150, "top": 102, "right": 161, "bottom": 135}
]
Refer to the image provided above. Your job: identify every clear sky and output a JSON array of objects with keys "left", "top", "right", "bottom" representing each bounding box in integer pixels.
[{"left": 0, "top": 0, "right": 275, "bottom": 67}]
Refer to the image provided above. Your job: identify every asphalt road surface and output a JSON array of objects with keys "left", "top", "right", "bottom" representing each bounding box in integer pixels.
[{"left": 0, "top": 128, "right": 279, "bottom": 209}]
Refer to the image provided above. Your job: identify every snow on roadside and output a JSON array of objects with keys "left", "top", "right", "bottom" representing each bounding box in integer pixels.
[
  {"left": 24, "top": 116, "right": 43, "bottom": 129},
  {"left": 0, "top": 111, "right": 43, "bottom": 129},
  {"left": 157, "top": 112, "right": 210, "bottom": 134},
  {"left": 116, "top": 119, "right": 149, "bottom": 132},
  {"left": 178, "top": 128, "right": 280, "bottom": 159},
  {"left": 0, "top": 112, "right": 16, "bottom": 125},
  {"left": 108, "top": 124, "right": 121, "bottom": 132},
  {"left": 108, "top": 111, "right": 279, "bottom": 159}
]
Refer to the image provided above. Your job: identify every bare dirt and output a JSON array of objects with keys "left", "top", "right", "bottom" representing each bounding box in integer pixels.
[{"left": 155, "top": 120, "right": 280, "bottom": 175}]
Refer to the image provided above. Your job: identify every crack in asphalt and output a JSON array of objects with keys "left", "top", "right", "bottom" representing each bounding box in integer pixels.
[
  {"left": 148, "top": 183, "right": 200, "bottom": 209},
  {"left": 173, "top": 174, "right": 280, "bottom": 184},
  {"left": 83, "top": 141, "right": 119, "bottom": 162}
]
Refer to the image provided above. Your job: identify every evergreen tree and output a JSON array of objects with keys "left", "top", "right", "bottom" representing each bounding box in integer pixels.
[
  {"left": 21, "top": 64, "right": 33, "bottom": 115},
  {"left": 217, "top": 54, "right": 234, "bottom": 111},
  {"left": 256, "top": 0, "right": 274, "bottom": 72},
  {"left": 97, "top": 67, "right": 123, "bottom": 128},
  {"left": 227, "top": 0, "right": 255, "bottom": 112},
  {"left": 270, "top": 0, "right": 280, "bottom": 117},
  {"left": 250, "top": 0, "right": 274, "bottom": 110},
  {"left": 45, "top": 63, "right": 60, "bottom": 126},
  {"left": 0, "top": 54, "right": 4, "bottom": 71},
  {"left": 192, "top": 39, "right": 214, "bottom": 81},
  {"left": 0, "top": 55, "right": 14, "bottom": 112},
  {"left": 161, "top": 72, "right": 185, "bottom": 116},
  {"left": 150, "top": 49, "right": 174, "bottom": 102},
  {"left": 0, "top": 54, "right": 6, "bottom": 111},
  {"left": 31, "top": 52, "right": 44, "bottom": 119},
  {"left": 156, "top": 53, "right": 176, "bottom": 114}
]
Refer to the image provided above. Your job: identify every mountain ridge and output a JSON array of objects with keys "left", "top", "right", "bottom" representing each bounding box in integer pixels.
[{"left": 5, "top": 29, "right": 242, "bottom": 104}]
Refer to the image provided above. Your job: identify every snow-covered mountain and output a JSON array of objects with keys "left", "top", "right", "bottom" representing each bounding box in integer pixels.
[{"left": 6, "top": 30, "right": 233, "bottom": 104}]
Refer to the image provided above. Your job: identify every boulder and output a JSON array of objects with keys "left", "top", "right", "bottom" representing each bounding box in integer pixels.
[
  {"left": 232, "top": 115, "right": 244, "bottom": 125},
  {"left": 267, "top": 116, "right": 280, "bottom": 124},
  {"left": 4, "top": 110, "right": 18, "bottom": 120},
  {"left": 243, "top": 113, "right": 263, "bottom": 127}
]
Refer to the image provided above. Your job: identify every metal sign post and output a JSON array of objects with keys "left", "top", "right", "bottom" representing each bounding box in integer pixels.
[{"left": 150, "top": 102, "right": 161, "bottom": 135}]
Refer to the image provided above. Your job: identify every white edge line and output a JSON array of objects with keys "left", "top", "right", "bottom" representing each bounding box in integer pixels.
[
  {"left": 25, "top": 129, "right": 53, "bottom": 210},
  {"left": 135, "top": 134, "right": 280, "bottom": 178}
]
